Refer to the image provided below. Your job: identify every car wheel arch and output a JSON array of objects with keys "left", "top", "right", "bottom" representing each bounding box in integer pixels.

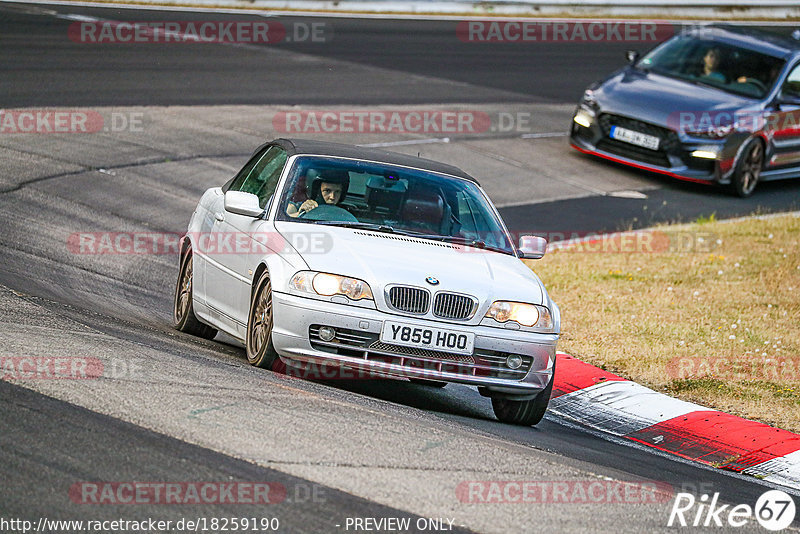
[
  {"left": 731, "top": 135, "right": 766, "bottom": 197},
  {"left": 251, "top": 263, "right": 269, "bottom": 301},
  {"left": 180, "top": 236, "right": 192, "bottom": 261}
]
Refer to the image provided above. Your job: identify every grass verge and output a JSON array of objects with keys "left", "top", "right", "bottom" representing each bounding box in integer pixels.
[{"left": 527, "top": 212, "right": 800, "bottom": 433}]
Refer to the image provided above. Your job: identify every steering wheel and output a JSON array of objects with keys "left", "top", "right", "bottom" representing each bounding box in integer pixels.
[
  {"left": 739, "top": 77, "right": 767, "bottom": 93},
  {"left": 298, "top": 203, "right": 359, "bottom": 222}
]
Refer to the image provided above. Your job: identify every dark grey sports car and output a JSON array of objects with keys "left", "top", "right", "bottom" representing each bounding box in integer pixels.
[{"left": 570, "top": 25, "right": 800, "bottom": 197}]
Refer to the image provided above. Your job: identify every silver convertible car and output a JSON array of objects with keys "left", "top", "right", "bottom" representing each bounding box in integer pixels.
[{"left": 173, "top": 139, "right": 559, "bottom": 426}]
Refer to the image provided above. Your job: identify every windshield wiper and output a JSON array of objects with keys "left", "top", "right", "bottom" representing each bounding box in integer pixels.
[
  {"left": 312, "top": 220, "right": 396, "bottom": 233},
  {"left": 686, "top": 78, "right": 720, "bottom": 90},
  {"left": 407, "top": 234, "right": 512, "bottom": 255}
]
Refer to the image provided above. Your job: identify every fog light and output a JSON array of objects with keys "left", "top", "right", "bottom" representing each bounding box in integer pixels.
[
  {"left": 691, "top": 149, "right": 718, "bottom": 159},
  {"left": 506, "top": 355, "right": 523, "bottom": 370},
  {"left": 318, "top": 326, "right": 336, "bottom": 342}
]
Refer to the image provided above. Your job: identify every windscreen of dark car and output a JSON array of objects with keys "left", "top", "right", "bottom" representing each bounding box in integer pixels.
[
  {"left": 276, "top": 156, "right": 515, "bottom": 255},
  {"left": 638, "top": 34, "right": 786, "bottom": 99}
]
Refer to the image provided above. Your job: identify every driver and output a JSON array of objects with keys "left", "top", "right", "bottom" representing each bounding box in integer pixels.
[
  {"left": 287, "top": 170, "right": 349, "bottom": 218},
  {"left": 698, "top": 47, "right": 726, "bottom": 83}
]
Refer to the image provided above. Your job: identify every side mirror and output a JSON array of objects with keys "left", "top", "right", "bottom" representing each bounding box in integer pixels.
[
  {"left": 224, "top": 191, "right": 263, "bottom": 218},
  {"left": 518, "top": 235, "right": 547, "bottom": 260},
  {"left": 626, "top": 50, "right": 640, "bottom": 65},
  {"left": 776, "top": 93, "right": 800, "bottom": 107}
]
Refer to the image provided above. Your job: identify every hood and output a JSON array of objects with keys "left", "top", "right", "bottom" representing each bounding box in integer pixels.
[
  {"left": 275, "top": 222, "right": 545, "bottom": 308},
  {"left": 595, "top": 68, "right": 758, "bottom": 129}
]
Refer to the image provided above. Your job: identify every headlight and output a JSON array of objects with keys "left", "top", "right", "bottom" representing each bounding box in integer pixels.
[
  {"left": 573, "top": 108, "right": 595, "bottom": 128},
  {"left": 289, "top": 271, "right": 373, "bottom": 301},
  {"left": 685, "top": 124, "right": 734, "bottom": 139},
  {"left": 485, "top": 301, "right": 552, "bottom": 329}
]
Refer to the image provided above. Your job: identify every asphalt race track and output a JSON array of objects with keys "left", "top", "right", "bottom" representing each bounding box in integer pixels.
[{"left": 1, "top": 2, "right": 799, "bottom": 532}]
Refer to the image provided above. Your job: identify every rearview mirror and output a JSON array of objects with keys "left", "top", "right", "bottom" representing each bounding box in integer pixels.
[
  {"left": 518, "top": 235, "right": 547, "bottom": 260},
  {"left": 224, "top": 191, "right": 263, "bottom": 218},
  {"left": 626, "top": 50, "right": 640, "bottom": 65}
]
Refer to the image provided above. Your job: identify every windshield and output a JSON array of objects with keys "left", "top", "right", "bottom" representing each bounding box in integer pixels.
[
  {"left": 638, "top": 34, "right": 785, "bottom": 99},
  {"left": 276, "top": 156, "right": 515, "bottom": 255}
]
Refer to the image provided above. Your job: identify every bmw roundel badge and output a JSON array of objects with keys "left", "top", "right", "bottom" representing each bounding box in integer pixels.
[{"left": 425, "top": 276, "right": 439, "bottom": 285}]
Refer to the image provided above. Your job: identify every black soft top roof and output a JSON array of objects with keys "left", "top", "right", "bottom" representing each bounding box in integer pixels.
[{"left": 263, "top": 138, "right": 478, "bottom": 185}]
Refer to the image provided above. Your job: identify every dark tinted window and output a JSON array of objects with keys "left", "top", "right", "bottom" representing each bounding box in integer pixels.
[
  {"left": 782, "top": 62, "right": 800, "bottom": 98},
  {"left": 639, "top": 34, "right": 785, "bottom": 99},
  {"left": 227, "top": 146, "right": 288, "bottom": 208},
  {"left": 276, "top": 156, "right": 514, "bottom": 255}
]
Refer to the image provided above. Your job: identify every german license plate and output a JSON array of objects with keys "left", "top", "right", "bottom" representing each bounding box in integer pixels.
[
  {"left": 380, "top": 321, "right": 474, "bottom": 355},
  {"left": 610, "top": 126, "right": 660, "bottom": 150}
]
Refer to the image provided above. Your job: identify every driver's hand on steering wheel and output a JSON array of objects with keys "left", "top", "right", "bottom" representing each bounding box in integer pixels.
[{"left": 297, "top": 199, "right": 318, "bottom": 215}]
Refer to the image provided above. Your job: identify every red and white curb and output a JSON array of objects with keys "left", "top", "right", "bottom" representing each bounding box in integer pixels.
[{"left": 550, "top": 353, "right": 800, "bottom": 491}]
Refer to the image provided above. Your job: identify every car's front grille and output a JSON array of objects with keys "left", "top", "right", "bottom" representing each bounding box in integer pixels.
[
  {"left": 596, "top": 138, "right": 671, "bottom": 167},
  {"left": 308, "top": 325, "right": 532, "bottom": 380},
  {"left": 387, "top": 286, "right": 430, "bottom": 314},
  {"left": 596, "top": 113, "right": 680, "bottom": 167},
  {"left": 432, "top": 292, "right": 476, "bottom": 320},
  {"left": 599, "top": 114, "right": 680, "bottom": 150},
  {"left": 369, "top": 341, "right": 475, "bottom": 363}
]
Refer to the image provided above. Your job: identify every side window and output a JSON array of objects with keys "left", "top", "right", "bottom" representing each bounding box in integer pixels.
[
  {"left": 227, "top": 146, "right": 288, "bottom": 208},
  {"left": 782, "top": 63, "right": 800, "bottom": 98}
]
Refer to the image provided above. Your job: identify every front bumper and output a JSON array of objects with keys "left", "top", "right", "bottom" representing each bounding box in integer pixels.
[
  {"left": 271, "top": 291, "right": 556, "bottom": 397},
  {"left": 570, "top": 108, "right": 736, "bottom": 185}
]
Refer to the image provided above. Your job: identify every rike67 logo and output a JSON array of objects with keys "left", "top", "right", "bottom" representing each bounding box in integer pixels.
[{"left": 668, "top": 490, "right": 796, "bottom": 531}]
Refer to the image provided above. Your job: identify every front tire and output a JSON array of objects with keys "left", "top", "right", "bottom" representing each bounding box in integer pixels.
[
  {"left": 246, "top": 271, "right": 280, "bottom": 369},
  {"left": 731, "top": 138, "right": 763, "bottom": 198},
  {"left": 173, "top": 251, "right": 217, "bottom": 340},
  {"left": 491, "top": 360, "right": 555, "bottom": 426}
]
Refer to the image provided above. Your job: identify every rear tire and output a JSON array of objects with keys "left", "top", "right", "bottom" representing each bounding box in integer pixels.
[
  {"left": 173, "top": 251, "right": 217, "bottom": 340},
  {"left": 731, "top": 138, "right": 763, "bottom": 198},
  {"left": 246, "top": 271, "right": 280, "bottom": 370},
  {"left": 491, "top": 360, "right": 555, "bottom": 426}
]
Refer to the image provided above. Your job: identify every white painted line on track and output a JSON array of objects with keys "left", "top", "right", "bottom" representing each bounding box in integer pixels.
[
  {"left": 520, "top": 132, "right": 568, "bottom": 139},
  {"left": 607, "top": 190, "right": 649, "bottom": 199}
]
